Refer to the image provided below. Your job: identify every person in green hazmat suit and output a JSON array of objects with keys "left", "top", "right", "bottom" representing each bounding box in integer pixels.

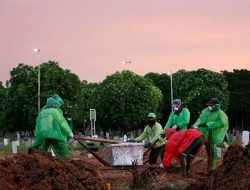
[
  {"left": 162, "top": 99, "right": 190, "bottom": 133},
  {"left": 32, "top": 94, "right": 73, "bottom": 158},
  {"left": 132, "top": 113, "right": 165, "bottom": 165},
  {"left": 192, "top": 98, "right": 228, "bottom": 170}
]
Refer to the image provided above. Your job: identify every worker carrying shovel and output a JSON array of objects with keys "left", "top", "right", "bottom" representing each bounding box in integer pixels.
[
  {"left": 192, "top": 98, "right": 229, "bottom": 170},
  {"left": 32, "top": 94, "right": 73, "bottom": 158},
  {"left": 128, "top": 113, "right": 165, "bottom": 165}
]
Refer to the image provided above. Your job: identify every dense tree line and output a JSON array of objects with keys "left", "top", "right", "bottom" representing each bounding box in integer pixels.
[
  {"left": 223, "top": 70, "right": 250, "bottom": 130},
  {"left": 145, "top": 69, "right": 229, "bottom": 126},
  {"left": 0, "top": 61, "right": 249, "bottom": 135}
]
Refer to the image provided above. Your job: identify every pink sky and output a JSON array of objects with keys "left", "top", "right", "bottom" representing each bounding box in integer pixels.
[{"left": 1, "top": 0, "right": 250, "bottom": 83}]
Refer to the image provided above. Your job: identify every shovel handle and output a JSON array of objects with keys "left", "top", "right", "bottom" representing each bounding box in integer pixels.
[{"left": 207, "top": 129, "right": 213, "bottom": 172}]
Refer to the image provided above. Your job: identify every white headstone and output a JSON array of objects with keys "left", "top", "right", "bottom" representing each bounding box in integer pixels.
[
  {"left": 16, "top": 140, "right": 20, "bottom": 146},
  {"left": 242, "top": 131, "right": 249, "bottom": 145},
  {"left": 106, "top": 132, "right": 109, "bottom": 139},
  {"left": 17, "top": 132, "right": 20, "bottom": 140},
  {"left": 3, "top": 138, "right": 9, "bottom": 145},
  {"left": 12, "top": 141, "right": 17, "bottom": 154},
  {"left": 123, "top": 134, "right": 127, "bottom": 142},
  {"left": 130, "top": 132, "right": 134, "bottom": 139}
]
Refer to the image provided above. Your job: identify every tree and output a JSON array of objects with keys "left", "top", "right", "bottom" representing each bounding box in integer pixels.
[
  {"left": 72, "top": 82, "right": 99, "bottom": 133},
  {"left": 223, "top": 69, "right": 250, "bottom": 130},
  {"left": 4, "top": 63, "right": 37, "bottom": 132},
  {"left": 4, "top": 61, "right": 83, "bottom": 133},
  {"left": 90, "top": 70, "right": 163, "bottom": 134},
  {"left": 173, "top": 69, "right": 229, "bottom": 125},
  {"left": 144, "top": 73, "right": 171, "bottom": 125},
  {"left": 0, "top": 82, "right": 7, "bottom": 134}
]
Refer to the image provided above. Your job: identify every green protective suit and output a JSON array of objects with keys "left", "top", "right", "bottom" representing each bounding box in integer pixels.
[
  {"left": 32, "top": 96, "right": 72, "bottom": 158},
  {"left": 163, "top": 108, "right": 190, "bottom": 132},
  {"left": 192, "top": 104, "right": 229, "bottom": 170},
  {"left": 135, "top": 122, "right": 165, "bottom": 148}
]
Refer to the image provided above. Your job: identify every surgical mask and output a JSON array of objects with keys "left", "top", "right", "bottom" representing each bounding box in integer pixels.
[
  {"left": 173, "top": 106, "right": 178, "bottom": 111},
  {"left": 148, "top": 120, "right": 156, "bottom": 126},
  {"left": 208, "top": 106, "right": 214, "bottom": 111}
]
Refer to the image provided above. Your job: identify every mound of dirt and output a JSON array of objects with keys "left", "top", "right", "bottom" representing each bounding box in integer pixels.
[
  {"left": 187, "top": 144, "right": 250, "bottom": 190},
  {"left": 0, "top": 150, "right": 104, "bottom": 190}
]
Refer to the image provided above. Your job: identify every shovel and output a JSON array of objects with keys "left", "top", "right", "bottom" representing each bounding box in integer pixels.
[
  {"left": 143, "top": 138, "right": 160, "bottom": 157},
  {"left": 207, "top": 129, "right": 213, "bottom": 173}
]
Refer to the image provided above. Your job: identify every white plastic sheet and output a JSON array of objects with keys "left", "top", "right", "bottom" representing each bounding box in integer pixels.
[
  {"left": 103, "top": 143, "right": 144, "bottom": 166},
  {"left": 111, "top": 143, "right": 144, "bottom": 166}
]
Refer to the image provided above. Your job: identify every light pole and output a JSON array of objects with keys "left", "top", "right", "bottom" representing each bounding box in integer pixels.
[
  {"left": 122, "top": 60, "right": 132, "bottom": 70},
  {"left": 34, "top": 48, "right": 41, "bottom": 113},
  {"left": 167, "top": 71, "right": 173, "bottom": 112}
]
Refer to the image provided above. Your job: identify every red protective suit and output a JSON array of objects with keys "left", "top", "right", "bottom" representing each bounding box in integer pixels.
[{"left": 162, "top": 129, "right": 204, "bottom": 167}]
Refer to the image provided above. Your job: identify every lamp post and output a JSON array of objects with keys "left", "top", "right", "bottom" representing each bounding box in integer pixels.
[
  {"left": 167, "top": 71, "right": 173, "bottom": 112},
  {"left": 34, "top": 48, "right": 41, "bottom": 113},
  {"left": 122, "top": 60, "right": 132, "bottom": 70}
]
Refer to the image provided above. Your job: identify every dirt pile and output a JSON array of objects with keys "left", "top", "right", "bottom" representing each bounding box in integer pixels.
[
  {"left": 187, "top": 144, "right": 250, "bottom": 190},
  {"left": 0, "top": 150, "right": 104, "bottom": 190}
]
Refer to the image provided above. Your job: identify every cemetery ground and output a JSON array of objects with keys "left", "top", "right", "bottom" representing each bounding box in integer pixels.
[{"left": 1, "top": 137, "right": 250, "bottom": 190}]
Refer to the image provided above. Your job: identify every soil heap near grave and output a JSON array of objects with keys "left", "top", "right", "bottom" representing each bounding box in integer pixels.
[
  {"left": 187, "top": 144, "right": 250, "bottom": 190},
  {"left": 0, "top": 150, "right": 104, "bottom": 190}
]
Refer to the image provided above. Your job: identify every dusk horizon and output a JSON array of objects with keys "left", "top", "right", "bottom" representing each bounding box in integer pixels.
[{"left": 1, "top": 0, "right": 250, "bottom": 83}]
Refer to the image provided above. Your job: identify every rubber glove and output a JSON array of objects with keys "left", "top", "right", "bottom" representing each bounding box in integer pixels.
[
  {"left": 144, "top": 142, "right": 151, "bottom": 148},
  {"left": 172, "top": 125, "right": 178, "bottom": 130},
  {"left": 67, "top": 133, "right": 74, "bottom": 144}
]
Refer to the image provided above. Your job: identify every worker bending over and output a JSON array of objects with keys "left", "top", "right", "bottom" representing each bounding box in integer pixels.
[
  {"left": 132, "top": 113, "right": 165, "bottom": 165},
  {"left": 32, "top": 94, "right": 73, "bottom": 158},
  {"left": 162, "top": 128, "right": 205, "bottom": 175}
]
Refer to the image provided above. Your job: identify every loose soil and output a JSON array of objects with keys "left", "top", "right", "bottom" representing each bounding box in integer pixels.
[
  {"left": 0, "top": 149, "right": 104, "bottom": 190},
  {"left": 0, "top": 144, "right": 249, "bottom": 190},
  {"left": 186, "top": 144, "right": 250, "bottom": 190}
]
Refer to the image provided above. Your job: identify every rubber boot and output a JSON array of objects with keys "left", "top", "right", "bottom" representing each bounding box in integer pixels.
[
  {"left": 211, "top": 159, "right": 217, "bottom": 170},
  {"left": 186, "top": 156, "right": 192, "bottom": 173},
  {"left": 180, "top": 156, "right": 187, "bottom": 176}
]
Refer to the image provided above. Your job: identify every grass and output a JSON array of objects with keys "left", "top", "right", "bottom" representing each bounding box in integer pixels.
[
  {"left": 0, "top": 142, "right": 29, "bottom": 154},
  {"left": 0, "top": 138, "right": 103, "bottom": 155}
]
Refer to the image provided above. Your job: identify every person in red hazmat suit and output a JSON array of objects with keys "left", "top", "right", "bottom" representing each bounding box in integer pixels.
[
  {"left": 32, "top": 94, "right": 73, "bottom": 158},
  {"left": 162, "top": 128, "right": 205, "bottom": 175}
]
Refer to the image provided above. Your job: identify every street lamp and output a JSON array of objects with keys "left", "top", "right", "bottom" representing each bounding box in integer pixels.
[
  {"left": 34, "top": 48, "right": 41, "bottom": 113},
  {"left": 167, "top": 71, "right": 173, "bottom": 112},
  {"left": 122, "top": 60, "right": 132, "bottom": 70}
]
